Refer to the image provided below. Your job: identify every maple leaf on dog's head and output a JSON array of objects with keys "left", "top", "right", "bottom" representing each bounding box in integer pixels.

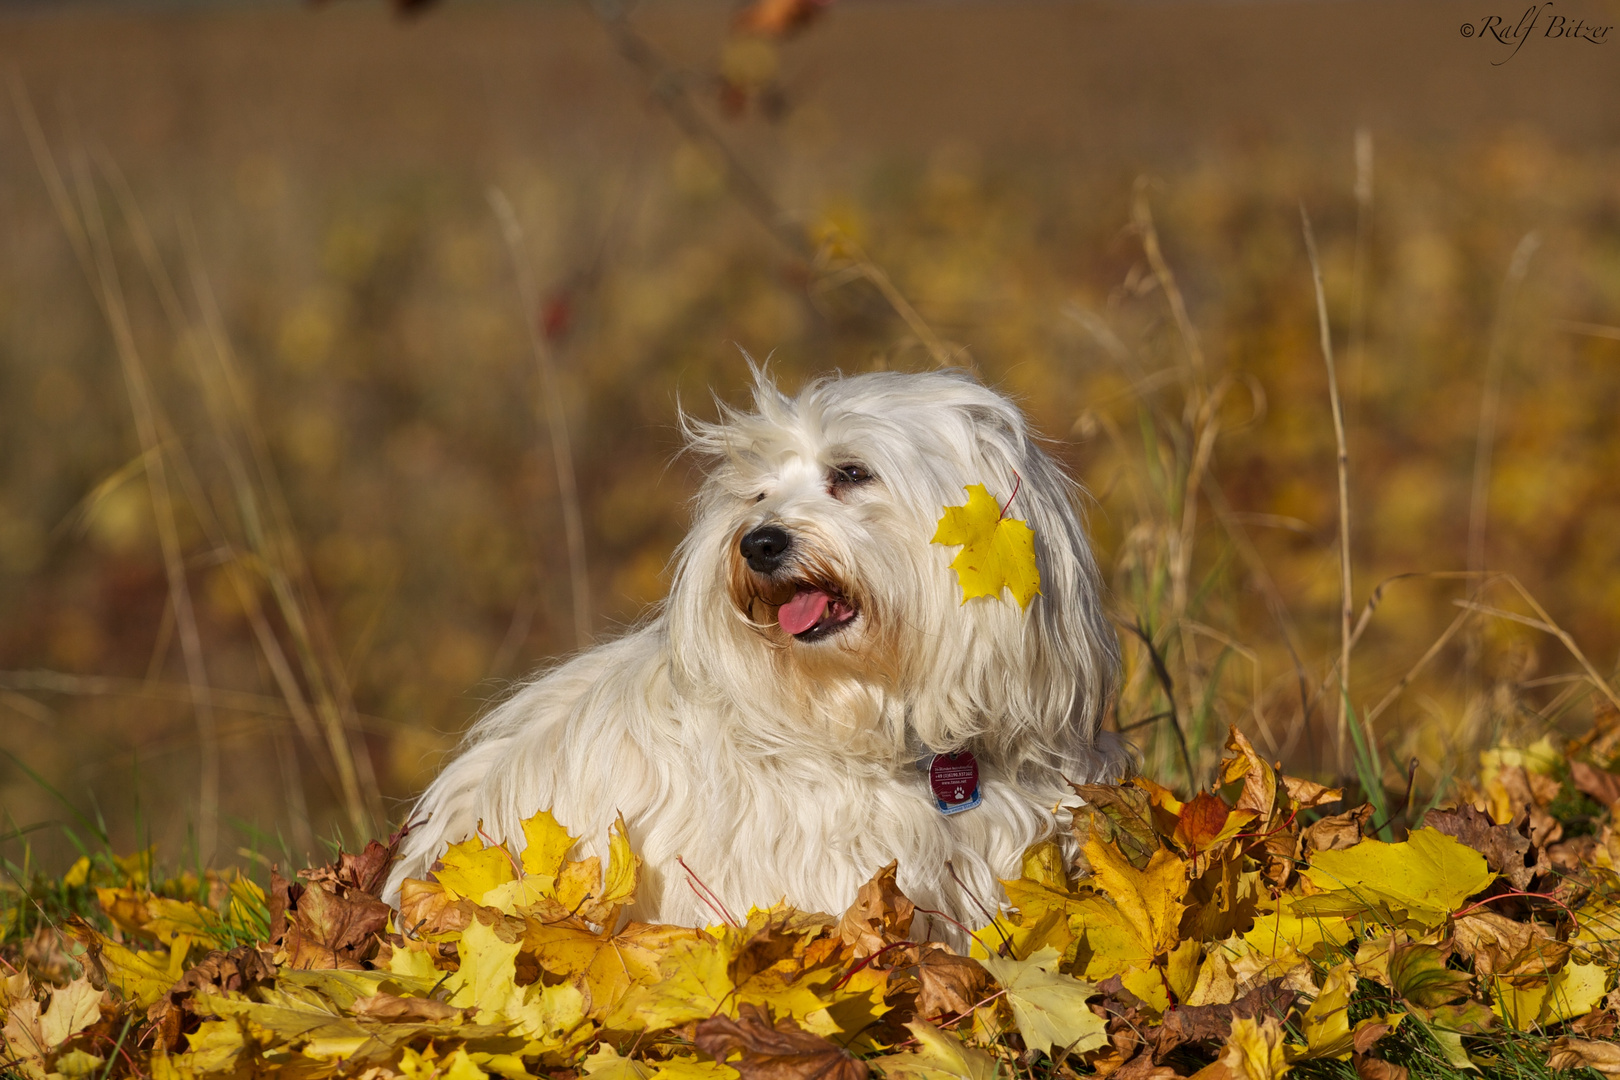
[{"left": 931, "top": 483, "right": 1041, "bottom": 609}]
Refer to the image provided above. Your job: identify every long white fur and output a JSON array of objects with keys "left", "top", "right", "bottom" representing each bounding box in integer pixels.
[{"left": 385, "top": 368, "right": 1130, "bottom": 934}]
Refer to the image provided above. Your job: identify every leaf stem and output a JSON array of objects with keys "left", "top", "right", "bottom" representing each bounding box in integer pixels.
[{"left": 999, "top": 471, "right": 1023, "bottom": 519}]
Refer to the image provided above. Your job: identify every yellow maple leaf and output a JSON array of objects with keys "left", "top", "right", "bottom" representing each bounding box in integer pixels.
[
  {"left": 977, "top": 945, "right": 1108, "bottom": 1057},
  {"left": 403, "top": 1046, "right": 489, "bottom": 1080},
  {"left": 1542, "top": 960, "right": 1608, "bottom": 1025},
  {"left": 598, "top": 816, "right": 641, "bottom": 911},
  {"left": 2, "top": 976, "right": 106, "bottom": 1068},
  {"left": 95, "top": 938, "right": 186, "bottom": 1009},
  {"left": 602, "top": 933, "right": 733, "bottom": 1031},
  {"left": 931, "top": 483, "right": 1041, "bottom": 609},
  {"left": 523, "top": 920, "right": 701, "bottom": 1017},
  {"left": 1218, "top": 1015, "right": 1290, "bottom": 1080},
  {"left": 650, "top": 1056, "right": 741, "bottom": 1080},
  {"left": 520, "top": 811, "right": 578, "bottom": 881},
  {"left": 1242, "top": 896, "right": 1355, "bottom": 961},
  {"left": 182, "top": 1018, "right": 249, "bottom": 1075},
  {"left": 1294, "top": 962, "right": 1356, "bottom": 1060},
  {"left": 444, "top": 917, "right": 525, "bottom": 1023},
  {"left": 1299, "top": 827, "right": 1495, "bottom": 931},
  {"left": 435, "top": 834, "right": 520, "bottom": 903},
  {"left": 581, "top": 1045, "right": 653, "bottom": 1080},
  {"left": 1081, "top": 836, "right": 1187, "bottom": 959},
  {"left": 880, "top": 1021, "right": 1001, "bottom": 1080},
  {"left": 508, "top": 980, "right": 591, "bottom": 1051}
]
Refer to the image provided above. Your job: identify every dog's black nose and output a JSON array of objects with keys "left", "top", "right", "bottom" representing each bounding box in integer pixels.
[{"left": 740, "top": 525, "right": 792, "bottom": 574}]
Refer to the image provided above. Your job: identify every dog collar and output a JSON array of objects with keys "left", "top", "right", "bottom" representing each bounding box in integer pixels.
[{"left": 925, "top": 751, "right": 982, "bottom": 815}]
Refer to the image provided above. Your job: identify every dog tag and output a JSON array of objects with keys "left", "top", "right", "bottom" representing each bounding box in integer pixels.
[{"left": 928, "top": 752, "right": 981, "bottom": 815}]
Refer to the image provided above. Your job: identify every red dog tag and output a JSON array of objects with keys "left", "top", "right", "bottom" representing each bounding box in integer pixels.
[{"left": 928, "top": 752, "right": 981, "bottom": 815}]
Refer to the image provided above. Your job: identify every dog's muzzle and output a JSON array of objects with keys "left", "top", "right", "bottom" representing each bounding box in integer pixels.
[
  {"left": 737, "top": 525, "right": 860, "bottom": 641},
  {"left": 739, "top": 525, "right": 792, "bottom": 574}
]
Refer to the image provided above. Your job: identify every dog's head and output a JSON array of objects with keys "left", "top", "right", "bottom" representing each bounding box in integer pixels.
[{"left": 667, "top": 368, "right": 1122, "bottom": 771}]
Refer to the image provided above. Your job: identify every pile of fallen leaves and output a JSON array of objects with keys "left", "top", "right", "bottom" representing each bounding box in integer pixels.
[{"left": 10, "top": 723, "right": 1620, "bottom": 1080}]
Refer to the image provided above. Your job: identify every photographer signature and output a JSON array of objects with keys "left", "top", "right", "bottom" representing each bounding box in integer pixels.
[{"left": 1462, "top": 2, "right": 1612, "bottom": 63}]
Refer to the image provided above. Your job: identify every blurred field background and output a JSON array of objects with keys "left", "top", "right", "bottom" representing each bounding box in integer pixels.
[{"left": 4, "top": 0, "right": 1620, "bottom": 875}]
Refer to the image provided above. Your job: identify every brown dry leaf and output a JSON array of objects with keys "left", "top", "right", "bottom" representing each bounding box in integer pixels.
[
  {"left": 695, "top": 1003, "right": 868, "bottom": 1080},
  {"left": 1572, "top": 761, "right": 1620, "bottom": 810},
  {"left": 350, "top": 991, "right": 463, "bottom": 1022},
  {"left": 397, "top": 877, "right": 477, "bottom": 939},
  {"left": 278, "top": 877, "right": 392, "bottom": 970},
  {"left": 1423, "top": 804, "right": 1545, "bottom": 890},
  {"left": 1301, "top": 805, "right": 1372, "bottom": 856},
  {"left": 913, "top": 945, "right": 991, "bottom": 1019},
  {"left": 148, "top": 944, "right": 276, "bottom": 1049},
  {"left": 1153, "top": 980, "right": 1298, "bottom": 1059},
  {"left": 1452, "top": 910, "right": 1569, "bottom": 981},
  {"left": 1073, "top": 783, "right": 1160, "bottom": 869},
  {"left": 22, "top": 926, "right": 83, "bottom": 986},
  {"left": 1496, "top": 767, "right": 1564, "bottom": 846},
  {"left": 1352, "top": 1021, "right": 1397, "bottom": 1054},
  {"left": 1577, "top": 700, "right": 1620, "bottom": 764},
  {"left": 302, "top": 831, "right": 405, "bottom": 900},
  {"left": 1548, "top": 1035, "right": 1620, "bottom": 1073},
  {"left": 1080, "top": 1021, "right": 1142, "bottom": 1079},
  {"left": 1547, "top": 834, "right": 1600, "bottom": 874},
  {"left": 1282, "top": 775, "right": 1344, "bottom": 809},
  {"left": 836, "top": 861, "right": 915, "bottom": 957},
  {"left": 1352, "top": 1056, "right": 1410, "bottom": 1080},
  {"left": 1217, "top": 728, "right": 1279, "bottom": 822},
  {"left": 1572, "top": 1009, "right": 1620, "bottom": 1038},
  {"left": 1113, "top": 1053, "right": 1182, "bottom": 1080}
]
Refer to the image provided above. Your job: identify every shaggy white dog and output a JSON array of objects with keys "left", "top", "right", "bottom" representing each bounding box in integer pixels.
[{"left": 386, "top": 368, "right": 1129, "bottom": 934}]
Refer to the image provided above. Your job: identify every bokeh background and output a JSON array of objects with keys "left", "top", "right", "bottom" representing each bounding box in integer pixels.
[{"left": 4, "top": 0, "right": 1620, "bottom": 873}]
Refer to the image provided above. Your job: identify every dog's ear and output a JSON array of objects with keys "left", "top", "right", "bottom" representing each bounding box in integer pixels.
[{"left": 948, "top": 386, "right": 1122, "bottom": 766}]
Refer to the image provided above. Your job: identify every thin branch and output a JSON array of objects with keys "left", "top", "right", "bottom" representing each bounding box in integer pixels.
[
  {"left": 1300, "top": 204, "right": 1359, "bottom": 769},
  {"left": 588, "top": 3, "right": 809, "bottom": 260},
  {"left": 1133, "top": 182, "right": 1206, "bottom": 383},
  {"left": 1123, "top": 621, "right": 1195, "bottom": 789}
]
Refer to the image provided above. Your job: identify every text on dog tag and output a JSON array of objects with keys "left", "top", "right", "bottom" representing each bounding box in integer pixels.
[{"left": 928, "top": 752, "right": 982, "bottom": 815}]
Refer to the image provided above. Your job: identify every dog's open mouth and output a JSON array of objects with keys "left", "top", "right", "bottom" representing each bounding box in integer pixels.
[{"left": 775, "top": 584, "right": 859, "bottom": 642}]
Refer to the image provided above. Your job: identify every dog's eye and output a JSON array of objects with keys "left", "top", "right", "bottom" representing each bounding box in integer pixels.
[
  {"left": 754, "top": 493, "right": 766, "bottom": 503},
  {"left": 830, "top": 463, "right": 875, "bottom": 488}
]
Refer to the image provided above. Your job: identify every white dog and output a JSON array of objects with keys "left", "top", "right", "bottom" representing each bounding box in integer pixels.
[{"left": 386, "top": 369, "right": 1128, "bottom": 933}]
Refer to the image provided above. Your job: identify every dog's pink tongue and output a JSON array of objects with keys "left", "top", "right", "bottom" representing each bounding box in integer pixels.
[{"left": 777, "top": 588, "right": 831, "bottom": 635}]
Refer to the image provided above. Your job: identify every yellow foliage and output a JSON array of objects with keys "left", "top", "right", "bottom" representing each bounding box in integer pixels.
[{"left": 931, "top": 483, "right": 1041, "bottom": 609}]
